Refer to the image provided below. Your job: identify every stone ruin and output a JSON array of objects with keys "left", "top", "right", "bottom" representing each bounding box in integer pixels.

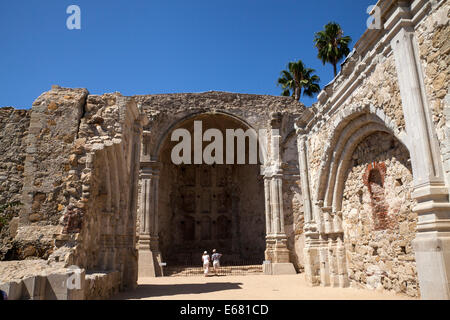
[{"left": 0, "top": 0, "right": 449, "bottom": 300}]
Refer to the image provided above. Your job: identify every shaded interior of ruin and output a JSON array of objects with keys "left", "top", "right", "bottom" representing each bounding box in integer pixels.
[{"left": 157, "top": 114, "right": 266, "bottom": 266}]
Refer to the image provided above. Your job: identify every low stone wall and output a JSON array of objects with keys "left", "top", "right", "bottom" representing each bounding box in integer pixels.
[
  {"left": 0, "top": 260, "right": 121, "bottom": 300},
  {"left": 84, "top": 271, "right": 121, "bottom": 300}
]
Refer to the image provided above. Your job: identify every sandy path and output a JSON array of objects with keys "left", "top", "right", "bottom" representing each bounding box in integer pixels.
[{"left": 113, "top": 274, "right": 416, "bottom": 300}]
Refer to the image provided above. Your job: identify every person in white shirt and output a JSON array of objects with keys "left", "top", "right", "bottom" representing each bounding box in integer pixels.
[
  {"left": 202, "top": 251, "right": 210, "bottom": 277},
  {"left": 211, "top": 249, "right": 222, "bottom": 276}
]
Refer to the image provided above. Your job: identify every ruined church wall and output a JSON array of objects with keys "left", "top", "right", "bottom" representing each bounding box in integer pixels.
[
  {"left": 0, "top": 108, "right": 30, "bottom": 260},
  {"left": 7, "top": 87, "right": 88, "bottom": 261},
  {"left": 415, "top": 0, "right": 450, "bottom": 186},
  {"left": 55, "top": 92, "right": 142, "bottom": 291},
  {"left": 307, "top": 50, "right": 405, "bottom": 201},
  {"left": 136, "top": 92, "right": 305, "bottom": 160},
  {"left": 0, "top": 88, "right": 143, "bottom": 298},
  {"left": 341, "top": 132, "right": 418, "bottom": 297},
  {"left": 301, "top": 0, "right": 442, "bottom": 297},
  {"left": 138, "top": 93, "right": 307, "bottom": 268},
  {"left": 282, "top": 134, "right": 304, "bottom": 271}
]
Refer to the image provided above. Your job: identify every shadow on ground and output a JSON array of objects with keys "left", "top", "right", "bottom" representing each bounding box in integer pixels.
[{"left": 113, "top": 282, "right": 244, "bottom": 300}]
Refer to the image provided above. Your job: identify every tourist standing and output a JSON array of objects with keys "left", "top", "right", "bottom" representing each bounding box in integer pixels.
[
  {"left": 202, "top": 251, "right": 210, "bottom": 277},
  {"left": 211, "top": 249, "right": 222, "bottom": 276}
]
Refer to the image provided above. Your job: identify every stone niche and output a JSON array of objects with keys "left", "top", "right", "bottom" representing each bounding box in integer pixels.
[
  {"left": 341, "top": 132, "right": 419, "bottom": 297},
  {"left": 157, "top": 113, "right": 266, "bottom": 265}
]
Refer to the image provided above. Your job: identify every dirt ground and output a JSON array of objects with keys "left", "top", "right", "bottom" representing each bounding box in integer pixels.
[{"left": 113, "top": 274, "right": 417, "bottom": 300}]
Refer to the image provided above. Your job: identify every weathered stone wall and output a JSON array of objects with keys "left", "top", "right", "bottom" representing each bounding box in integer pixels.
[
  {"left": 0, "top": 108, "right": 30, "bottom": 260},
  {"left": 415, "top": 0, "right": 450, "bottom": 186},
  {"left": 445, "top": 95, "right": 450, "bottom": 185},
  {"left": 281, "top": 134, "right": 304, "bottom": 271},
  {"left": 1, "top": 87, "right": 145, "bottom": 298},
  {"left": 136, "top": 92, "right": 305, "bottom": 160},
  {"left": 15, "top": 86, "right": 88, "bottom": 260},
  {"left": 137, "top": 92, "right": 306, "bottom": 275},
  {"left": 341, "top": 132, "right": 418, "bottom": 297},
  {"left": 1, "top": 1, "right": 447, "bottom": 300},
  {"left": 296, "top": 0, "right": 450, "bottom": 297},
  {"left": 307, "top": 53, "right": 405, "bottom": 197},
  {"left": 53, "top": 92, "right": 144, "bottom": 292}
]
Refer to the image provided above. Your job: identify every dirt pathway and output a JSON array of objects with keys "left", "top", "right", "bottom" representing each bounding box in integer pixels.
[{"left": 113, "top": 274, "right": 416, "bottom": 300}]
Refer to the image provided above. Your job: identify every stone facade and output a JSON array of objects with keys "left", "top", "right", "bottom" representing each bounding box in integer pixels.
[
  {"left": 135, "top": 93, "right": 303, "bottom": 277},
  {"left": 297, "top": 0, "right": 450, "bottom": 299},
  {"left": 0, "top": 0, "right": 449, "bottom": 300},
  {"left": 0, "top": 86, "right": 146, "bottom": 299}
]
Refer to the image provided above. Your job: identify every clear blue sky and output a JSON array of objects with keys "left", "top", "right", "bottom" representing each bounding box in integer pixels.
[{"left": 0, "top": 0, "right": 375, "bottom": 109}]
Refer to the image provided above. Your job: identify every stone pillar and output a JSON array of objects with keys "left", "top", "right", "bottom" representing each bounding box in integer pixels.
[
  {"left": 295, "top": 124, "right": 321, "bottom": 285},
  {"left": 262, "top": 113, "right": 296, "bottom": 275},
  {"left": 138, "top": 162, "right": 163, "bottom": 277},
  {"left": 391, "top": 26, "right": 450, "bottom": 299}
]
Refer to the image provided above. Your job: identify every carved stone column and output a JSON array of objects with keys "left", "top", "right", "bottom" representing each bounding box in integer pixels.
[
  {"left": 262, "top": 113, "right": 296, "bottom": 275},
  {"left": 391, "top": 26, "right": 450, "bottom": 299},
  {"left": 138, "top": 161, "right": 163, "bottom": 277},
  {"left": 295, "top": 124, "right": 321, "bottom": 285}
]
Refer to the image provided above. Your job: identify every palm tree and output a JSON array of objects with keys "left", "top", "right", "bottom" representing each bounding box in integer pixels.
[
  {"left": 277, "top": 60, "right": 321, "bottom": 102},
  {"left": 314, "top": 22, "right": 352, "bottom": 77}
]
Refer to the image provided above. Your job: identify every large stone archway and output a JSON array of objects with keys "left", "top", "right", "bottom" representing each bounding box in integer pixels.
[
  {"left": 137, "top": 110, "right": 298, "bottom": 277},
  {"left": 157, "top": 113, "right": 266, "bottom": 266}
]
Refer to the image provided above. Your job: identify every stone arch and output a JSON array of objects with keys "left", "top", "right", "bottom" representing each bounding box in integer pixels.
[
  {"left": 139, "top": 111, "right": 267, "bottom": 271},
  {"left": 341, "top": 131, "right": 417, "bottom": 295},
  {"left": 147, "top": 110, "right": 268, "bottom": 164},
  {"left": 67, "top": 97, "right": 143, "bottom": 291},
  {"left": 316, "top": 105, "right": 409, "bottom": 211},
  {"left": 308, "top": 105, "right": 415, "bottom": 290}
]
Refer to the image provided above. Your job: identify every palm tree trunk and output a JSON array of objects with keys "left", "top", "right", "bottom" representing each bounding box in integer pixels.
[{"left": 295, "top": 87, "right": 301, "bottom": 101}]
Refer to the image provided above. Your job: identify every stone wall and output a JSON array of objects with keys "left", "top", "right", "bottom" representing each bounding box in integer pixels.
[
  {"left": 156, "top": 113, "right": 266, "bottom": 264},
  {"left": 297, "top": 0, "right": 450, "bottom": 299},
  {"left": 1, "top": 87, "right": 146, "bottom": 299},
  {"left": 136, "top": 92, "right": 305, "bottom": 276},
  {"left": 341, "top": 132, "right": 418, "bottom": 297},
  {"left": 281, "top": 134, "right": 304, "bottom": 271},
  {"left": 0, "top": 108, "right": 30, "bottom": 260},
  {"left": 136, "top": 92, "right": 305, "bottom": 160},
  {"left": 16, "top": 86, "right": 88, "bottom": 260},
  {"left": 416, "top": 0, "right": 449, "bottom": 139},
  {"left": 307, "top": 56, "right": 405, "bottom": 197},
  {"left": 52, "top": 92, "right": 144, "bottom": 292},
  {"left": 415, "top": 0, "right": 450, "bottom": 187}
]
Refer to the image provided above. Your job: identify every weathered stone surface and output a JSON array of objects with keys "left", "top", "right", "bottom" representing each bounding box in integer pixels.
[
  {"left": 0, "top": 0, "right": 449, "bottom": 301},
  {"left": 0, "top": 108, "right": 30, "bottom": 260},
  {"left": 342, "top": 132, "right": 418, "bottom": 297}
]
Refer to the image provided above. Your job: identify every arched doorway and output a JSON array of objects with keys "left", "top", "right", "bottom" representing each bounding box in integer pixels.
[{"left": 150, "top": 113, "right": 266, "bottom": 270}]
